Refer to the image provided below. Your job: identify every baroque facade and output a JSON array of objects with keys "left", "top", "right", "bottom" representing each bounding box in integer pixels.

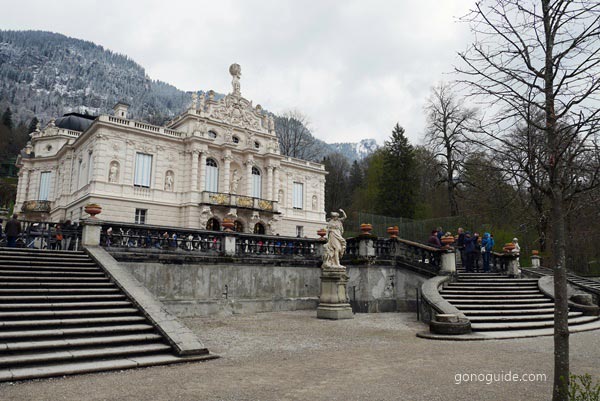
[{"left": 15, "top": 64, "right": 327, "bottom": 237}]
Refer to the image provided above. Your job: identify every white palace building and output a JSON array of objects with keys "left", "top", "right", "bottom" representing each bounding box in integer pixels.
[{"left": 15, "top": 64, "right": 327, "bottom": 237}]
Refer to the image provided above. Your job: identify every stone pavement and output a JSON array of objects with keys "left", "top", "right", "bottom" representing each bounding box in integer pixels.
[{"left": 1, "top": 311, "right": 599, "bottom": 401}]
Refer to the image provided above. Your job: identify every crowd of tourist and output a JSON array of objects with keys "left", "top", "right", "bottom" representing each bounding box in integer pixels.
[
  {"left": 0, "top": 215, "right": 81, "bottom": 249},
  {"left": 428, "top": 226, "right": 520, "bottom": 273}
]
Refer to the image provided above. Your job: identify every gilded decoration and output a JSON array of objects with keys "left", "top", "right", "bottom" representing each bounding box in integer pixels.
[
  {"left": 210, "top": 193, "right": 229, "bottom": 205},
  {"left": 258, "top": 199, "right": 273, "bottom": 211},
  {"left": 236, "top": 196, "right": 253, "bottom": 208}
]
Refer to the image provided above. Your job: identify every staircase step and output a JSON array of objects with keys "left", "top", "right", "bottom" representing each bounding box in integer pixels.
[
  {"left": 0, "top": 255, "right": 92, "bottom": 263},
  {"left": 0, "top": 343, "right": 171, "bottom": 368},
  {"left": 0, "top": 315, "right": 145, "bottom": 329},
  {"left": 0, "top": 282, "right": 114, "bottom": 288},
  {"left": 0, "top": 288, "right": 119, "bottom": 295},
  {"left": 441, "top": 294, "right": 546, "bottom": 299},
  {"left": 0, "top": 324, "right": 155, "bottom": 340},
  {"left": 453, "top": 302, "right": 554, "bottom": 309},
  {"left": 460, "top": 308, "right": 556, "bottom": 315},
  {"left": 446, "top": 298, "right": 552, "bottom": 304},
  {"left": 0, "top": 269, "right": 105, "bottom": 276},
  {"left": 457, "top": 279, "right": 538, "bottom": 283},
  {"left": 471, "top": 316, "right": 599, "bottom": 331},
  {"left": 2, "top": 333, "right": 163, "bottom": 352},
  {"left": 0, "top": 265, "right": 100, "bottom": 272},
  {"left": 468, "top": 312, "right": 583, "bottom": 323},
  {"left": 0, "top": 261, "right": 97, "bottom": 267},
  {"left": 0, "top": 249, "right": 85, "bottom": 257},
  {"left": 0, "top": 275, "right": 108, "bottom": 282},
  {"left": 440, "top": 289, "right": 540, "bottom": 295},
  {"left": 0, "top": 352, "right": 215, "bottom": 383},
  {"left": 0, "top": 301, "right": 133, "bottom": 310},
  {"left": 0, "top": 294, "right": 126, "bottom": 303},
  {"left": 446, "top": 285, "right": 539, "bottom": 290},
  {"left": 0, "top": 308, "right": 140, "bottom": 319}
]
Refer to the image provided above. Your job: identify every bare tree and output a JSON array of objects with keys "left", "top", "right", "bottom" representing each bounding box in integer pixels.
[
  {"left": 424, "top": 82, "right": 477, "bottom": 216},
  {"left": 457, "top": 1, "right": 600, "bottom": 399},
  {"left": 274, "top": 110, "right": 319, "bottom": 161}
]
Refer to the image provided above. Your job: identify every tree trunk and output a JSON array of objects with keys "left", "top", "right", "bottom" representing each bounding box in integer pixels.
[{"left": 551, "top": 193, "right": 569, "bottom": 401}]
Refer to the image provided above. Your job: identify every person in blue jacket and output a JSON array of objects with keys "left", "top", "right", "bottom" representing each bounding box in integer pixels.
[{"left": 481, "top": 232, "right": 495, "bottom": 272}]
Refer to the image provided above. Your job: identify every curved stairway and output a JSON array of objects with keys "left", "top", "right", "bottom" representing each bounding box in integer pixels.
[
  {"left": 0, "top": 248, "right": 215, "bottom": 382},
  {"left": 439, "top": 269, "right": 600, "bottom": 335}
]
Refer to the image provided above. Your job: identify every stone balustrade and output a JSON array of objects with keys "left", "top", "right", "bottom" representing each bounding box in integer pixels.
[
  {"left": 201, "top": 191, "right": 277, "bottom": 212},
  {"left": 102, "top": 115, "right": 185, "bottom": 138}
]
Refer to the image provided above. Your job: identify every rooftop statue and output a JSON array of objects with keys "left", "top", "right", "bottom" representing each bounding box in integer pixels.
[{"left": 229, "top": 63, "right": 241, "bottom": 96}]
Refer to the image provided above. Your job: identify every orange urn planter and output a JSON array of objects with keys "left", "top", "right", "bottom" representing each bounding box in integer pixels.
[
  {"left": 386, "top": 226, "right": 399, "bottom": 239},
  {"left": 222, "top": 218, "right": 235, "bottom": 232},
  {"left": 84, "top": 203, "right": 102, "bottom": 219},
  {"left": 503, "top": 243, "right": 516, "bottom": 252},
  {"left": 532, "top": 250, "right": 539, "bottom": 256},
  {"left": 317, "top": 228, "right": 327, "bottom": 239},
  {"left": 360, "top": 223, "right": 373, "bottom": 236},
  {"left": 441, "top": 235, "right": 455, "bottom": 246}
]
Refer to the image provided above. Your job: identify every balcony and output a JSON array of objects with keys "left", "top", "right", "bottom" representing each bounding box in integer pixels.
[
  {"left": 21, "top": 200, "right": 52, "bottom": 213},
  {"left": 201, "top": 191, "right": 278, "bottom": 213}
]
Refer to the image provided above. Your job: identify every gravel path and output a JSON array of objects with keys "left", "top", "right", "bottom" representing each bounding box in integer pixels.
[{"left": 1, "top": 311, "right": 599, "bottom": 401}]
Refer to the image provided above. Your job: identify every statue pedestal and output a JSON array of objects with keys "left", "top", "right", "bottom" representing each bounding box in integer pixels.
[{"left": 317, "top": 267, "right": 354, "bottom": 320}]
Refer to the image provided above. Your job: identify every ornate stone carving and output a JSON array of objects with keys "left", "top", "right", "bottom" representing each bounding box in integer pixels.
[
  {"left": 199, "top": 206, "right": 213, "bottom": 229},
  {"left": 312, "top": 195, "right": 318, "bottom": 210}
]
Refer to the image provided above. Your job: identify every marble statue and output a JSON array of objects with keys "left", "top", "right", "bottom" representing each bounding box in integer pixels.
[
  {"left": 108, "top": 162, "right": 119, "bottom": 183},
  {"left": 165, "top": 171, "right": 174, "bottom": 191},
  {"left": 191, "top": 93, "right": 198, "bottom": 109},
  {"left": 229, "top": 63, "right": 242, "bottom": 96},
  {"left": 230, "top": 169, "right": 243, "bottom": 194},
  {"left": 322, "top": 209, "right": 347, "bottom": 269}
]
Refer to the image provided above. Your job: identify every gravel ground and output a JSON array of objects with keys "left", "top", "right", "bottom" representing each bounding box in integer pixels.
[{"left": 1, "top": 311, "right": 599, "bottom": 401}]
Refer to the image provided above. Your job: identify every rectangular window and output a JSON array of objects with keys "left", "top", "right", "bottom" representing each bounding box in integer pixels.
[
  {"left": 39, "top": 171, "right": 51, "bottom": 200},
  {"left": 135, "top": 209, "right": 147, "bottom": 224},
  {"left": 134, "top": 153, "right": 153, "bottom": 187},
  {"left": 293, "top": 182, "right": 304, "bottom": 209},
  {"left": 296, "top": 226, "right": 304, "bottom": 238}
]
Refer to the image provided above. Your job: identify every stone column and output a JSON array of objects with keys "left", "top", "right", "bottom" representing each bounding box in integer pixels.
[
  {"left": 81, "top": 218, "right": 102, "bottom": 247},
  {"left": 198, "top": 152, "right": 207, "bottom": 192},
  {"left": 266, "top": 165, "right": 274, "bottom": 200},
  {"left": 358, "top": 237, "right": 375, "bottom": 257},
  {"left": 223, "top": 152, "right": 231, "bottom": 194},
  {"left": 273, "top": 167, "right": 280, "bottom": 203},
  {"left": 531, "top": 255, "right": 541, "bottom": 268},
  {"left": 245, "top": 157, "right": 253, "bottom": 196},
  {"left": 190, "top": 150, "right": 199, "bottom": 191}
]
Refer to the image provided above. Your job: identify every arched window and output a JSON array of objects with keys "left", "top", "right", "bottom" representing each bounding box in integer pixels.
[
  {"left": 234, "top": 220, "right": 244, "bottom": 233},
  {"left": 252, "top": 166, "right": 262, "bottom": 198},
  {"left": 205, "top": 158, "right": 219, "bottom": 192},
  {"left": 253, "top": 222, "right": 265, "bottom": 235},
  {"left": 206, "top": 218, "right": 220, "bottom": 231},
  {"left": 208, "top": 130, "right": 217, "bottom": 139}
]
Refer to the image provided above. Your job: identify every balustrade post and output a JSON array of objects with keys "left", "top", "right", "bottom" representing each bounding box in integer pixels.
[
  {"left": 357, "top": 236, "right": 375, "bottom": 257},
  {"left": 81, "top": 218, "right": 102, "bottom": 247},
  {"left": 223, "top": 232, "right": 237, "bottom": 256},
  {"left": 439, "top": 248, "right": 456, "bottom": 275}
]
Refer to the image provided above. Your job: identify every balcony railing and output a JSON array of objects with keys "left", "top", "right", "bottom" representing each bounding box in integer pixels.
[
  {"left": 21, "top": 200, "right": 52, "bottom": 213},
  {"left": 201, "top": 191, "right": 277, "bottom": 212}
]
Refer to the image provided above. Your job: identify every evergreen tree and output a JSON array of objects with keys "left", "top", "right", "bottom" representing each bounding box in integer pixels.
[
  {"left": 27, "top": 117, "right": 39, "bottom": 134},
  {"left": 348, "top": 160, "right": 363, "bottom": 190},
  {"left": 376, "top": 123, "right": 417, "bottom": 218},
  {"left": 1, "top": 108, "right": 13, "bottom": 129},
  {"left": 322, "top": 153, "right": 350, "bottom": 212}
]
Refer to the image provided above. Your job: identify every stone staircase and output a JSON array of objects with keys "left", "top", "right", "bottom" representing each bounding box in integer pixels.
[
  {"left": 440, "top": 268, "right": 600, "bottom": 334},
  {"left": 0, "top": 248, "right": 214, "bottom": 382}
]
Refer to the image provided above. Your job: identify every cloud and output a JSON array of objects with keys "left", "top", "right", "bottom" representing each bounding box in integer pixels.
[{"left": 1, "top": 0, "right": 473, "bottom": 144}]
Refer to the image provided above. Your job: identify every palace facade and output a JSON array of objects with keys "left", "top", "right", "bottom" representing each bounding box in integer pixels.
[{"left": 15, "top": 64, "right": 327, "bottom": 237}]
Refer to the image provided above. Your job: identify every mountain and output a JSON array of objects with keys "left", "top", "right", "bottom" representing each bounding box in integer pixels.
[
  {"left": 0, "top": 30, "right": 377, "bottom": 161},
  {"left": 328, "top": 139, "right": 379, "bottom": 161},
  {"left": 0, "top": 30, "right": 189, "bottom": 126}
]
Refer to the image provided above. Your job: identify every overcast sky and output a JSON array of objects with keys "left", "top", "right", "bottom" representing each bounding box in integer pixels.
[{"left": 2, "top": 0, "right": 474, "bottom": 145}]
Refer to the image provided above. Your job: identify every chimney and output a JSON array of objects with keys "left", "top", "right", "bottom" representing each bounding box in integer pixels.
[{"left": 113, "top": 102, "right": 130, "bottom": 119}]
